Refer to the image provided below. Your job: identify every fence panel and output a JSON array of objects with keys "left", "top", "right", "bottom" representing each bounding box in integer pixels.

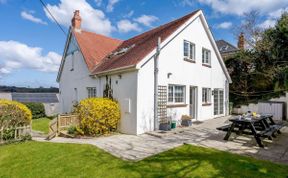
[{"left": 0, "top": 125, "right": 31, "bottom": 144}]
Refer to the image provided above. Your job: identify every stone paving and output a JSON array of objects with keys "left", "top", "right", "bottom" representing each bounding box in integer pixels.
[{"left": 34, "top": 116, "right": 288, "bottom": 164}]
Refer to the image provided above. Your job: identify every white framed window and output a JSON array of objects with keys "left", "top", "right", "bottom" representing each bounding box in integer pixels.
[
  {"left": 202, "top": 48, "right": 211, "bottom": 65},
  {"left": 87, "top": 87, "right": 97, "bottom": 98},
  {"left": 168, "top": 85, "right": 186, "bottom": 103},
  {"left": 202, "top": 88, "right": 211, "bottom": 104},
  {"left": 184, "top": 40, "right": 195, "bottom": 61}
]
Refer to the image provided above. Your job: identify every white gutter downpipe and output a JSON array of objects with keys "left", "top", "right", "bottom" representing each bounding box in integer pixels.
[{"left": 154, "top": 37, "right": 161, "bottom": 131}]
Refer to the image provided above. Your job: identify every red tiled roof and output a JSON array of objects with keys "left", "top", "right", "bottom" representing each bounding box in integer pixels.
[
  {"left": 74, "top": 10, "right": 200, "bottom": 74},
  {"left": 73, "top": 30, "right": 122, "bottom": 71}
]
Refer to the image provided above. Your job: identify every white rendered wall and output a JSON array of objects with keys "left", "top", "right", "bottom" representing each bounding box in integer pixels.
[
  {"left": 137, "top": 16, "right": 228, "bottom": 134},
  {"left": 59, "top": 50, "right": 97, "bottom": 113},
  {"left": 59, "top": 34, "right": 138, "bottom": 134},
  {"left": 98, "top": 71, "right": 138, "bottom": 134}
]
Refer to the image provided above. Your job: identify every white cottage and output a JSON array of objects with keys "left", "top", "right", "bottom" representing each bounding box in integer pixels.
[{"left": 57, "top": 9, "right": 232, "bottom": 135}]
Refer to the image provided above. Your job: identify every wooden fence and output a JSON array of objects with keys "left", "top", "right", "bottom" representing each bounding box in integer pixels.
[
  {"left": 46, "top": 114, "right": 79, "bottom": 140},
  {"left": 0, "top": 125, "right": 31, "bottom": 144}
]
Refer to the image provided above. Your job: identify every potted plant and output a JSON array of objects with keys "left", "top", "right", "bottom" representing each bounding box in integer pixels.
[
  {"left": 159, "top": 117, "right": 172, "bottom": 131},
  {"left": 181, "top": 115, "right": 192, "bottom": 127}
]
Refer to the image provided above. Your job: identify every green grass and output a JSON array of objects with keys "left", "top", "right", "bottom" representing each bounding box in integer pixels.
[
  {"left": 32, "top": 118, "right": 50, "bottom": 134},
  {"left": 0, "top": 142, "right": 287, "bottom": 178}
]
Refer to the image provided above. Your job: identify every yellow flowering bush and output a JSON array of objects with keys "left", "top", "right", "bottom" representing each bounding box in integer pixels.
[
  {"left": 0, "top": 99, "right": 32, "bottom": 129},
  {"left": 76, "top": 98, "right": 120, "bottom": 135}
]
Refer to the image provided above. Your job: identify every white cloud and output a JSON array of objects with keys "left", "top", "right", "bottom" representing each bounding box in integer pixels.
[
  {"left": 21, "top": 11, "right": 48, "bottom": 25},
  {"left": 0, "top": 41, "right": 61, "bottom": 76},
  {"left": 216, "top": 21, "right": 232, "bottom": 29},
  {"left": 134, "top": 15, "right": 158, "bottom": 27},
  {"left": 44, "top": 0, "right": 113, "bottom": 35},
  {"left": 106, "top": 0, "right": 119, "bottom": 12},
  {"left": 180, "top": 0, "right": 193, "bottom": 6},
  {"left": 259, "top": 7, "right": 288, "bottom": 29},
  {"left": 259, "top": 19, "right": 276, "bottom": 29},
  {"left": 123, "top": 10, "right": 134, "bottom": 18},
  {"left": 117, "top": 20, "right": 141, "bottom": 33},
  {"left": 95, "top": 0, "right": 102, "bottom": 7},
  {"left": 197, "top": 0, "right": 288, "bottom": 16},
  {"left": 268, "top": 7, "right": 288, "bottom": 18}
]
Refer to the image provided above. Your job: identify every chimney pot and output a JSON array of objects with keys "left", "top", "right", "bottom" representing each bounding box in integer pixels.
[{"left": 71, "top": 10, "right": 81, "bottom": 31}]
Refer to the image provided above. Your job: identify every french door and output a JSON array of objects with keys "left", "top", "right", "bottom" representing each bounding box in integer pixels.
[
  {"left": 214, "top": 89, "right": 224, "bottom": 115},
  {"left": 189, "top": 86, "right": 197, "bottom": 119}
]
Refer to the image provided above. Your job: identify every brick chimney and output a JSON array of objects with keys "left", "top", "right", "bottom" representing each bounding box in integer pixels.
[
  {"left": 237, "top": 32, "right": 245, "bottom": 50},
  {"left": 71, "top": 10, "right": 81, "bottom": 32}
]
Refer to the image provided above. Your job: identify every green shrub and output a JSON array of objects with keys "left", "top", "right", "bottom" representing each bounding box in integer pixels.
[
  {"left": 76, "top": 98, "right": 120, "bottom": 135},
  {"left": 2, "top": 128, "right": 15, "bottom": 140},
  {"left": 0, "top": 99, "right": 32, "bottom": 130},
  {"left": 24, "top": 102, "right": 46, "bottom": 119},
  {"left": 67, "top": 125, "right": 77, "bottom": 135}
]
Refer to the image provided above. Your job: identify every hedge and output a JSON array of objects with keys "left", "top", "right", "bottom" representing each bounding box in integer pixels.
[
  {"left": 76, "top": 98, "right": 120, "bottom": 135},
  {"left": 24, "top": 102, "right": 46, "bottom": 119},
  {"left": 0, "top": 99, "right": 32, "bottom": 129}
]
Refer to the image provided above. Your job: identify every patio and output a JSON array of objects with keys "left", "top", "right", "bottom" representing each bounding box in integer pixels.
[{"left": 34, "top": 116, "right": 288, "bottom": 164}]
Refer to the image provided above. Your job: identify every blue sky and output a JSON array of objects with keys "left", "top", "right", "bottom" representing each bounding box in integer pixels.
[{"left": 0, "top": 0, "right": 287, "bottom": 87}]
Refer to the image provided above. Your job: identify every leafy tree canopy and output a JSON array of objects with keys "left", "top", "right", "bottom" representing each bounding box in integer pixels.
[{"left": 226, "top": 12, "right": 288, "bottom": 106}]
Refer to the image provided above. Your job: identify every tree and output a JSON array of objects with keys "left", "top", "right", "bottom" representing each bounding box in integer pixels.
[{"left": 227, "top": 11, "right": 288, "bottom": 106}]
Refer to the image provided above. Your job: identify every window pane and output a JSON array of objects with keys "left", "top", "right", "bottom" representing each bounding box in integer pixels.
[
  {"left": 87, "top": 87, "right": 97, "bottom": 98},
  {"left": 202, "top": 49, "right": 204, "bottom": 63},
  {"left": 189, "top": 44, "right": 193, "bottom": 59},
  {"left": 174, "top": 86, "right": 184, "bottom": 103},
  {"left": 202, "top": 88, "right": 211, "bottom": 103},
  {"left": 168, "top": 86, "right": 174, "bottom": 102},
  {"left": 220, "top": 90, "right": 224, "bottom": 114},
  {"left": 184, "top": 41, "right": 189, "bottom": 57},
  {"left": 214, "top": 89, "right": 218, "bottom": 115}
]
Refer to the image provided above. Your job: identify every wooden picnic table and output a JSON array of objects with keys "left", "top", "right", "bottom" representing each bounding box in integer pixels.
[{"left": 223, "top": 114, "right": 283, "bottom": 148}]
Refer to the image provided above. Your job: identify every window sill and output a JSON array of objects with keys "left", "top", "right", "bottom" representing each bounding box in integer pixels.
[
  {"left": 202, "top": 64, "right": 211, "bottom": 68},
  {"left": 202, "top": 103, "right": 212, "bottom": 106},
  {"left": 167, "top": 104, "right": 188, "bottom": 108},
  {"left": 184, "top": 58, "right": 195, "bottom": 63}
]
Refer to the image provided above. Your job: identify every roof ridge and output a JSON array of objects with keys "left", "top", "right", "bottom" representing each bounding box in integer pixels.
[
  {"left": 124, "top": 9, "right": 201, "bottom": 43},
  {"left": 77, "top": 30, "right": 123, "bottom": 42},
  {"left": 91, "top": 9, "right": 201, "bottom": 74}
]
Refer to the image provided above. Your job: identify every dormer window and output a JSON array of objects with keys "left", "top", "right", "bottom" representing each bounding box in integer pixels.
[{"left": 183, "top": 40, "right": 195, "bottom": 62}]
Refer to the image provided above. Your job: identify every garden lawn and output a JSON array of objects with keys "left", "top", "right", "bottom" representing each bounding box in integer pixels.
[
  {"left": 0, "top": 142, "right": 287, "bottom": 178},
  {"left": 32, "top": 118, "right": 50, "bottom": 134}
]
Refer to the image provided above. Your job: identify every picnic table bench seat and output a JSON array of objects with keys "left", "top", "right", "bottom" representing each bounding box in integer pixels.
[{"left": 221, "top": 114, "right": 284, "bottom": 147}]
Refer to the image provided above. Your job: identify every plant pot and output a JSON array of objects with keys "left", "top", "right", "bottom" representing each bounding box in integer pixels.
[
  {"left": 181, "top": 120, "right": 192, "bottom": 127},
  {"left": 171, "top": 121, "right": 176, "bottom": 129},
  {"left": 159, "top": 123, "right": 171, "bottom": 131}
]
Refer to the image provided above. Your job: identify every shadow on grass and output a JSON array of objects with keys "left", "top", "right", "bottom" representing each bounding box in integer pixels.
[{"left": 123, "top": 144, "right": 288, "bottom": 178}]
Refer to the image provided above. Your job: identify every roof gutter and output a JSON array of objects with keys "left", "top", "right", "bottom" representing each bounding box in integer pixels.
[{"left": 91, "top": 64, "right": 137, "bottom": 77}]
